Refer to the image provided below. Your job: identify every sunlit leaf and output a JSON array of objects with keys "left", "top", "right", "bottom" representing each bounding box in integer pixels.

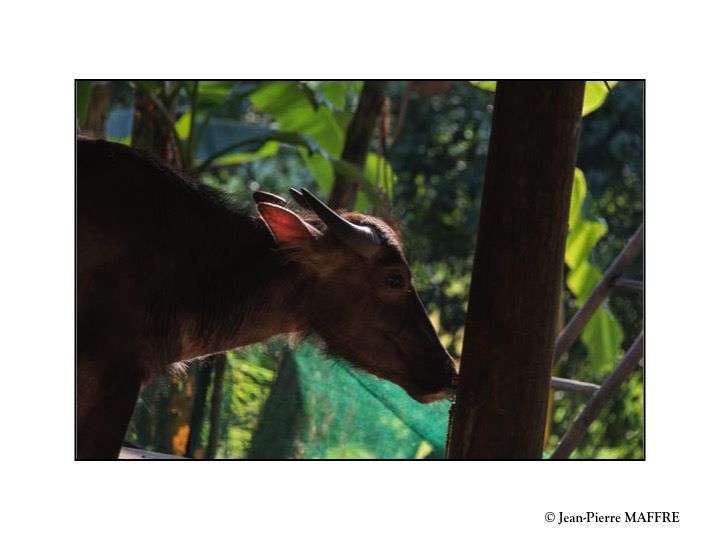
[
  {"left": 565, "top": 220, "right": 607, "bottom": 269},
  {"left": 568, "top": 168, "right": 587, "bottom": 230},
  {"left": 567, "top": 260, "right": 602, "bottom": 302},
  {"left": 251, "top": 81, "right": 344, "bottom": 155},
  {"left": 582, "top": 81, "right": 618, "bottom": 116},
  {"left": 320, "top": 81, "right": 363, "bottom": 111},
  {"left": 210, "top": 141, "right": 280, "bottom": 166},
  {"left": 364, "top": 152, "right": 396, "bottom": 200},
  {"left": 301, "top": 149, "right": 335, "bottom": 194},
  {"left": 321, "top": 81, "right": 350, "bottom": 110},
  {"left": 414, "top": 440, "right": 434, "bottom": 459},
  {"left": 564, "top": 166, "right": 625, "bottom": 372},
  {"left": 175, "top": 111, "right": 191, "bottom": 140},
  {"left": 470, "top": 81, "right": 497, "bottom": 91},
  {"left": 581, "top": 308, "right": 624, "bottom": 371}
]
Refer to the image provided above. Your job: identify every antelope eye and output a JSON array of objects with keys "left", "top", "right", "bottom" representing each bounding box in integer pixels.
[{"left": 385, "top": 273, "right": 405, "bottom": 289}]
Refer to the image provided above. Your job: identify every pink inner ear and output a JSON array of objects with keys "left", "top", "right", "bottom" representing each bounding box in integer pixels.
[{"left": 258, "top": 203, "right": 310, "bottom": 244}]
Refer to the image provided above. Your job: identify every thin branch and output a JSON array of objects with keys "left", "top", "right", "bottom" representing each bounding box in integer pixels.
[
  {"left": 550, "top": 332, "right": 644, "bottom": 459},
  {"left": 550, "top": 377, "right": 600, "bottom": 395},
  {"left": 613, "top": 277, "right": 643, "bottom": 292},
  {"left": 131, "top": 82, "right": 184, "bottom": 161},
  {"left": 185, "top": 81, "right": 200, "bottom": 172},
  {"left": 390, "top": 82, "right": 411, "bottom": 149},
  {"left": 554, "top": 223, "right": 644, "bottom": 364}
]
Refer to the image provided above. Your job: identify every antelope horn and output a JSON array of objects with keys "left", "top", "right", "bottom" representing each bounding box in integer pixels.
[
  {"left": 288, "top": 187, "right": 311, "bottom": 210},
  {"left": 253, "top": 191, "right": 288, "bottom": 207},
  {"left": 299, "top": 188, "right": 381, "bottom": 258}
]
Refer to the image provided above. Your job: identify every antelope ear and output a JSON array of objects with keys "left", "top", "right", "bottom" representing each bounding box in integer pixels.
[{"left": 257, "top": 203, "right": 320, "bottom": 245}]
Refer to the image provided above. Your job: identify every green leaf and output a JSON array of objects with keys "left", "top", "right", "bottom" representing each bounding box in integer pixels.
[
  {"left": 249, "top": 82, "right": 388, "bottom": 202},
  {"left": 470, "top": 81, "right": 497, "bottom": 91},
  {"left": 211, "top": 141, "right": 280, "bottom": 166},
  {"left": 566, "top": 168, "right": 607, "bottom": 269},
  {"left": 568, "top": 168, "right": 587, "bottom": 230},
  {"left": 321, "top": 81, "right": 362, "bottom": 111},
  {"left": 250, "top": 82, "right": 348, "bottom": 188},
  {"left": 76, "top": 81, "right": 93, "bottom": 125},
  {"left": 322, "top": 81, "right": 348, "bottom": 109},
  {"left": 333, "top": 110, "right": 354, "bottom": 133},
  {"left": 195, "top": 128, "right": 325, "bottom": 173},
  {"left": 567, "top": 260, "right": 603, "bottom": 301},
  {"left": 251, "top": 81, "right": 344, "bottom": 156},
  {"left": 581, "top": 308, "right": 624, "bottom": 372},
  {"left": 564, "top": 164, "right": 625, "bottom": 372},
  {"left": 582, "top": 81, "right": 618, "bottom": 116},
  {"left": 364, "top": 152, "right": 396, "bottom": 201},
  {"left": 565, "top": 220, "right": 607, "bottom": 269},
  {"left": 301, "top": 149, "right": 335, "bottom": 194},
  {"left": 196, "top": 81, "right": 238, "bottom": 108},
  {"left": 175, "top": 111, "right": 192, "bottom": 140}
]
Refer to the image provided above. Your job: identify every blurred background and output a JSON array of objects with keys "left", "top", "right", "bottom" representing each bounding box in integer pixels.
[{"left": 76, "top": 80, "right": 643, "bottom": 459}]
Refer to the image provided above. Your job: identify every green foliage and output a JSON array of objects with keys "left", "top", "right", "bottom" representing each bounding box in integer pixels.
[
  {"left": 251, "top": 81, "right": 346, "bottom": 155},
  {"left": 250, "top": 81, "right": 346, "bottom": 194},
  {"left": 78, "top": 80, "right": 396, "bottom": 207},
  {"left": 75, "top": 81, "right": 93, "bottom": 125},
  {"left": 214, "top": 348, "right": 277, "bottom": 458},
  {"left": 250, "top": 81, "right": 393, "bottom": 203},
  {"left": 565, "top": 168, "right": 624, "bottom": 371},
  {"left": 551, "top": 81, "right": 644, "bottom": 458}
]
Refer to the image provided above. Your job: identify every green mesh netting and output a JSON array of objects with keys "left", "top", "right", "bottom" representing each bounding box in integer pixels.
[{"left": 248, "top": 343, "right": 451, "bottom": 459}]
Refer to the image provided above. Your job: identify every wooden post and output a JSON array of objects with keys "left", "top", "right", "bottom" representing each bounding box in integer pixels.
[{"left": 447, "top": 81, "right": 585, "bottom": 459}]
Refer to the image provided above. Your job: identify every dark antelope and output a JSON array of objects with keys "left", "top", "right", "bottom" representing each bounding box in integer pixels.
[{"left": 77, "top": 138, "right": 457, "bottom": 459}]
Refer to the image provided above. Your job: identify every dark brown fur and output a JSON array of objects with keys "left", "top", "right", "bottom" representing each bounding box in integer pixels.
[{"left": 77, "top": 138, "right": 455, "bottom": 459}]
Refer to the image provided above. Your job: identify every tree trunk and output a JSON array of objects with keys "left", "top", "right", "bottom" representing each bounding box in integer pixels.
[
  {"left": 328, "top": 81, "right": 387, "bottom": 210},
  {"left": 205, "top": 355, "right": 227, "bottom": 459},
  {"left": 83, "top": 83, "right": 112, "bottom": 138},
  {"left": 446, "top": 81, "right": 585, "bottom": 459}
]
